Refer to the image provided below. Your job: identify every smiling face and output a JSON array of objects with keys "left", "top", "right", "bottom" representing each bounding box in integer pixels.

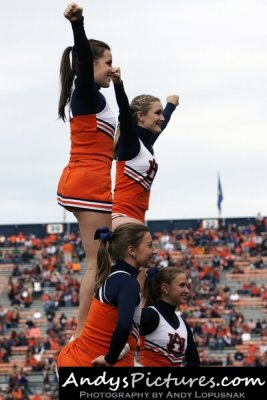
[
  {"left": 161, "top": 273, "right": 190, "bottom": 306},
  {"left": 129, "top": 231, "right": 156, "bottom": 269},
  {"left": 93, "top": 49, "right": 114, "bottom": 88},
  {"left": 137, "top": 101, "right": 165, "bottom": 134}
]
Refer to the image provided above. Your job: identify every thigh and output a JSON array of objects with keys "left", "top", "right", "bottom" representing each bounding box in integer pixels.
[
  {"left": 74, "top": 211, "right": 111, "bottom": 264},
  {"left": 112, "top": 216, "right": 144, "bottom": 231}
]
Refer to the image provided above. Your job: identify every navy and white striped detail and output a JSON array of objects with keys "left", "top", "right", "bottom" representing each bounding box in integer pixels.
[
  {"left": 131, "top": 321, "right": 140, "bottom": 342},
  {"left": 144, "top": 340, "right": 184, "bottom": 365},
  {"left": 97, "top": 118, "right": 115, "bottom": 140},
  {"left": 124, "top": 165, "right": 151, "bottom": 192},
  {"left": 57, "top": 194, "right": 112, "bottom": 213}
]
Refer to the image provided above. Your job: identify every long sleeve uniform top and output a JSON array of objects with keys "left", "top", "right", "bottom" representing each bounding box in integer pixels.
[
  {"left": 114, "top": 83, "right": 176, "bottom": 160},
  {"left": 70, "top": 18, "right": 106, "bottom": 116},
  {"left": 93, "top": 261, "right": 141, "bottom": 364},
  {"left": 112, "top": 83, "right": 177, "bottom": 221},
  {"left": 57, "top": 18, "right": 116, "bottom": 213}
]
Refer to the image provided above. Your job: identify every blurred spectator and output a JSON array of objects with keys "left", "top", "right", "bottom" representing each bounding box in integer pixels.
[
  {"left": 62, "top": 241, "right": 73, "bottom": 266},
  {"left": 255, "top": 212, "right": 264, "bottom": 234},
  {"left": 225, "top": 353, "right": 234, "bottom": 366},
  {"left": 249, "top": 255, "right": 265, "bottom": 269},
  {"left": 234, "top": 349, "right": 245, "bottom": 363}
]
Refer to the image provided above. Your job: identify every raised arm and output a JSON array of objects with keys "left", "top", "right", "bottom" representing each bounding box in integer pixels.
[
  {"left": 111, "top": 68, "right": 133, "bottom": 127},
  {"left": 162, "top": 94, "right": 179, "bottom": 129},
  {"left": 151, "top": 94, "right": 179, "bottom": 145},
  {"left": 112, "top": 75, "right": 141, "bottom": 160},
  {"left": 64, "top": 2, "right": 83, "bottom": 21},
  {"left": 65, "top": 3, "right": 98, "bottom": 110}
]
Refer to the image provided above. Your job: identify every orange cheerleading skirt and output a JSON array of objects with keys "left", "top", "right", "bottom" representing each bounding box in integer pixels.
[
  {"left": 57, "top": 159, "right": 112, "bottom": 213},
  {"left": 57, "top": 298, "right": 136, "bottom": 367}
]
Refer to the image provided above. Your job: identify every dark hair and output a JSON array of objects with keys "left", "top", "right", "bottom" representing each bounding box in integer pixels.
[
  {"left": 144, "top": 267, "right": 186, "bottom": 307},
  {"left": 58, "top": 39, "right": 111, "bottom": 122},
  {"left": 95, "top": 223, "right": 149, "bottom": 288}
]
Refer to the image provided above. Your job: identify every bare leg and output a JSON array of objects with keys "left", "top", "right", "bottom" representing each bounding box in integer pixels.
[
  {"left": 73, "top": 210, "right": 111, "bottom": 336},
  {"left": 112, "top": 216, "right": 143, "bottom": 230}
]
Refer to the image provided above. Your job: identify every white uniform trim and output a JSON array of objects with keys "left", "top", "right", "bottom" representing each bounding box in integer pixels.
[{"left": 144, "top": 306, "right": 188, "bottom": 364}]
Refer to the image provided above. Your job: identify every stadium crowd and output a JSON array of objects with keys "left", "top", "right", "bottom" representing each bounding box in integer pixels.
[{"left": 0, "top": 219, "right": 267, "bottom": 398}]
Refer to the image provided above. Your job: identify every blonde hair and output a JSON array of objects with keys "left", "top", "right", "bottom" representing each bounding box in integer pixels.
[
  {"left": 130, "top": 94, "right": 161, "bottom": 125},
  {"left": 113, "top": 94, "right": 161, "bottom": 157}
]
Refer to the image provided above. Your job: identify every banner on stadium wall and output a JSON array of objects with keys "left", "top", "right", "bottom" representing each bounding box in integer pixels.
[
  {"left": 201, "top": 219, "right": 219, "bottom": 229},
  {"left": 46, "top": 223, "right": 64, "bottom": 234}
]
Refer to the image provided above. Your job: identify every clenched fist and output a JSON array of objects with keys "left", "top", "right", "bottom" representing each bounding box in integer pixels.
[
  {"left": 166, "top": 95, "right": 179, "bottom": 106},
  {"left": 64, "top": 3, "right": 83, "bottom": 22}
]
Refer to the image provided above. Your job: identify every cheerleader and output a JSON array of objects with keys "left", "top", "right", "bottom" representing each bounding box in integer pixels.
[
  {"left": 140, "top": 267, "right": 200, "bottom": 367},
  {"left": 111, "top": 72, "right": 179, "bottom": 228},
  {"left": 57, "top": 223, "right": 156, "bottom": 367},
  {"left": 110, "top": 71, "right": 179, "bottom": 290},
  {"left": 57, "top": 3, "right": 118, "bottom": 335}
]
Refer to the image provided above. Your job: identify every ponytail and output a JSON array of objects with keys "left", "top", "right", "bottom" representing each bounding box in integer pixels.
[
  {"left": 58, "top": 39, "right": 110, "bottom": 122},
  {"left": 58, "top": 46, "right": 75, "bottom": 122},
  {"left": 94, "top": 223, "right": 149, "bottom": 288},
  {"left": 143, "top": 268, "right": 161, "bottom": 307},
  {"left": 95, "top": 241, "right": 111, "bottom": 289},
  {"left": 94, "top": 227, "right": 112, "bottom": 289}
]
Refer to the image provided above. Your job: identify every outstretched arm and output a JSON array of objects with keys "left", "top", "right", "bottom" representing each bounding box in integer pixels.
[
  {"left": 166, "top": 95, "right": 179, "bottom": 108},
  {"left": 65, "top": 3, "right": 98, "bottom": 112},
  {"left": 112, "top": 74, "right": 141, "bottom": 160},
  {"left": 162, "top": 94, "right": 179, "bottom": 130},
  {"left": 64, "top": 2, "right": 83, "bottom": 21},
  {"left": 151, "top": 94, "right": 179, "bottom": 145},
  {"left": 111, "top": 67, "right": 133, "bottom": 122}
]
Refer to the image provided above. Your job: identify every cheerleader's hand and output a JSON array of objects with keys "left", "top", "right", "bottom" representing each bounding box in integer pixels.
[
  {"left": 91, "top": 355, "right": 112, "bottom": 367},
  {"left": 64, "top": 3, "right": 83, "bottom": 22},
  {"left": 111, "top": 67, "right": 122, "bottom": 85},
  {"left": 166, "top": 95, "right": 179, "bottom": 106},
  {"left": 118, "top": 343, "right": 130, "bottom": 360}
]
